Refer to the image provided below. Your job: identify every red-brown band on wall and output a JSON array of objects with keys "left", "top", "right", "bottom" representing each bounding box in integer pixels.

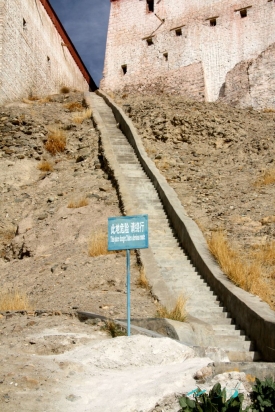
[{"left": 39, "top": 0, "right": 97, "bottom": 90}]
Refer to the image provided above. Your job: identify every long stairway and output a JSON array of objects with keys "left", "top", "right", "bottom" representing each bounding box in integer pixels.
[{"left": 89, "top": 93, "right": 260, "bottom": 362}]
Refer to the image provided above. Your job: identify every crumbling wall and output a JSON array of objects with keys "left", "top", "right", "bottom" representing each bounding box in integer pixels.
[
  {"left": 0, "top": 0, "right": 89, "bottom": 104},
  {"left": 102, "top": 0, "right": 275, "bottom": 108}
]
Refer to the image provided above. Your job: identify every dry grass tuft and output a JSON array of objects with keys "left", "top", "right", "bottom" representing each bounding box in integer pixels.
[
  {"left": 72, "top": 108, "right": 92, "bottom": 124},
  {"left": 67, "top": 197, "right": 89, "bottom": 209},
  {"left": 137, "top": 266, "right": 150, "bottom": 289},
  {"left": 88, "top": 230, "right": 110, "bottom": 257},
  {"left": 155, "top": 157, "right": 170, "bottom": 171},
  {"left": 262, "top": 108, "right": 275, "bottom": 113},
  {"left": 208, "top": 231, "right": 273, "bottom": 307},
  {"left": 38, "top": 96, "right": 53, "bottom": 104},
  {"left": 45, "top": 128, "right": 66, "bottom": 155},
  {"left": 157, "top": 295, "right": 187, "bottom": 322},
  {"left": 65, "top": 101, "right": 84, "bottom": 112},
  {"left": 254, "top": 168, "right": 275, "bottom": 187},
  {"left": 251, "top": 241, "right": 275, "bottom": 267},
  {"left": 37, "top": 160, "right": 54, "bottom": 172},
  {"left": 22, "top": 98, "right": 35, "bottom": 105},
  {"left": 60, "top": 86, "right": 70, "bottom": 94},
  {"left": 0, "top": 289, "right": 32, "bottom": 311}
]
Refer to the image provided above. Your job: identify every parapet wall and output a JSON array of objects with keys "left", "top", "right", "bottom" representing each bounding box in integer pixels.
[
  {"left": 0, "top": 0, "right": 92, "bottom": 104},
  {"left": 102, "top": 0, "right": 275, "bottom": 109}
]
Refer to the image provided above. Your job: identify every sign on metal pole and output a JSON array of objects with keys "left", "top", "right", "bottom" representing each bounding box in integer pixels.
[{"left": 108, "top": 215, "right": 149, "bottom": 336}]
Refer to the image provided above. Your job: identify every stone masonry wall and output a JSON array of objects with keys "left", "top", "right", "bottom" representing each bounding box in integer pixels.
[
  {"left": 0, "top": 0, "right": 89, "bottom": 104},
  {"left": 220, "top": 43, "right": 275, "bottom": 109},
  {"left": 101, "top": 0, "right": 275, "bottom": 108}
]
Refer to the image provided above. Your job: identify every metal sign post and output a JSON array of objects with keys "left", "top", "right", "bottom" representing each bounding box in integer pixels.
[
  {"left": 108, "top": 214, "right": 149, "bottom": 336},
  {"left": 126, "top": 249, "right": 131, "bottom": 336}
]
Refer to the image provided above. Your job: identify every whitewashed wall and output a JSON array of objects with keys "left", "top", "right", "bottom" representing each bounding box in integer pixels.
[
  {"left": 101, "top": 0, "right": 275, "bottom": 108},
  {"left": 0, "top": 0, "right": 89, "bottom": 104}
]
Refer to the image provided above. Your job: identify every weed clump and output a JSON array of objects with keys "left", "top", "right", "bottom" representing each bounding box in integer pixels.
[
  {"left": 45, "top": 128, "right": 66, "bottom": 155},
  {"left": 254, "top": 167, "right": 275, "bottom": 187},
  {"left": 73, "top": 108, "right": 92, "bottom": 124},
  {"left": 208, "top": 231, "right": 273, "bottom": 308},
  {"left": 0, "top": 289, "right": 32, "bottom": 311},
  {"left": 102, "top": 321, "right": 126, "bottom": 338},
  {"left": 65, "top": 101, "right": 84, "bottom": 112},
  {"left": 88, "top": 230, "right": 109, "bottom": 257},
  {"left": 67, "top": 197, "right": 89, "bottom": 209},
  {"left": 137, "top": 266, "right": 150, "bottom": 289},
  {"left": 60, "top": 86, "right": 70, "bottom": 94},
  {"left": 157, "top": 295, "right": 187, "bottom": 322},
  {"left": 37, "top": 160, "right": 54, "bottom": 172}
]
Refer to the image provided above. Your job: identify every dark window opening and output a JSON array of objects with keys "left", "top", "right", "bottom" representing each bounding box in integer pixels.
[
  {"left": 163, "top": 53, "right": 168, "bottom": 61},
  {"left": 146, "top": 37, "right": 154, "bottom": 46},
  {"left": 240, "top": 9, "right": 247, "bottom": 18},
  {"left": 47, "top": 56, "right": 50, "bottom": 62},
  {"left": 147, "top": 0, "right": 154, "bottom": 13},
  {"left": 210, "top": 18, "right": 217, "bottom": 26},
  {"left": 23, "top": 18, "right": 27, "bottom": 29},
  {"left": 175, "top": 28, "right": 182, "bottom": 36},
  {"left": 121, "top": 65, "right": 127, "bottom": 75}
]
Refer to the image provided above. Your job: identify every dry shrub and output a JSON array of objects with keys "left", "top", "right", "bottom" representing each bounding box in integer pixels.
[
  {"left": 38, "top": 96, "right": 53, "bottom": 104},
  {"left": 28, "top": 95, "right": 40, "bottom": 101},
  {"left": 88, "top": 230, "right": 109, "bottom": 257},
  {"left": 137, "top": 266, "right": 150, "bottom": 289},
  {"left": 72, "top": 108, "right": 92, "bottom": 124},
  {"left": 254, "top": 168, "right": 275, "bottom": 187},
  {"left": 208, "top": 231, "right": 273, "bottom": 307},
  {"left": 0, "top": 289, "right": 32, "bottom": 311},
  {"left": 22, "top": 98, "right": 35, "bottom": 105},
  {"left": 144, "top": 144, "right": 157, "bottom": 157},
  {"left": 65, "top": 101, "right": 84, "bottom": 112},
  {"left": 60, "top": 86, "right": 70, "bottom": 94},
  {"left": 251, "top": 242, "right": 275, "bottom": 266},
  {"left": 45, "top": 128, "right": 66, "bottom": 155},
  {"left": 157, "top": 295, "right": 187, "bottom": 322},
  {"left": 67, "top": 197, "right": 89, "bottom": 209},
  {"left": 155, "top": 157, "right": 170, "bottom": 170},
  {"left": 37, "top": 160, "right": 54, "bottom": 172}
]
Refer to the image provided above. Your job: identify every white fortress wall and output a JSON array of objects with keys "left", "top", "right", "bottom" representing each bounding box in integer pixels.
[
  {"left": 102, "top": 0, "right": 275, "bottom": 105},
  {"left": 0, "top": 0, "right": 89, "bottom": 104}
]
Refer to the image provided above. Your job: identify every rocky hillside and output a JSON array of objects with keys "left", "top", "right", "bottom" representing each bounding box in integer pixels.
[
  {"left": 116, "top": 93, "right": 275, "bottom": 307},
  {"left": 0, "top": 92, "right": 156, "bottom": 317}
]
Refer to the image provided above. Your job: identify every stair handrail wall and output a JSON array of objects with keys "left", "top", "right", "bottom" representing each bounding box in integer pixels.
[{"left": 96, "top": 89, "right": 275, "bottom": 362}]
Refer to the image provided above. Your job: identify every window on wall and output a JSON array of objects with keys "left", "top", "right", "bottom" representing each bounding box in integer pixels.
[
  {"left": 210, "top": 18, "right": 217, "bottom": 26},
  {"left": 163, "top": 53, "right": 168, "bottom": 61},
  {"left": 175, "top": 28, "right": 182, "bottom": 36},
  {"left": 146, "top": 37, "right": 154, "bottom": 46},
  {"left": 121, "top": 65, "right": 127, "bottom": 75},
  {"left": 147, "top": 0, "right": 154, "bottom": 13},
  {"left": 23, "top": 18, "right": 27, "bottom": 29},
  {"left": 235, "top": 6, "right": 251, "bottom": 18}
]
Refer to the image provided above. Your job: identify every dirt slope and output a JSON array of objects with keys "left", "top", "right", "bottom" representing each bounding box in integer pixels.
[{"left": 117, "top": 94, "right": 275, "bottom": 307}]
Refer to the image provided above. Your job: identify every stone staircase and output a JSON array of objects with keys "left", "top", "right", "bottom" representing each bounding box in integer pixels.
[{"left": 89, "top": 92, "right": 260, "bottom": 362}]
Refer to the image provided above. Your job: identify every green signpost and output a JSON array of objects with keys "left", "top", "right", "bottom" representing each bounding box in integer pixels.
[{"left": 108, "top": 214, "right": 149, "bottom": 336}]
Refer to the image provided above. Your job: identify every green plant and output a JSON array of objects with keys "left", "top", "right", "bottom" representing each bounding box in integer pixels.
[
  {"left": 102, "top": 321, "right": 126, "bottom": 338},
  {"left": 179, "top": 383, "right": 248, "bottom": 412},
  {"left": 250, "top": 377, "right": 275, "bottom": 411}
]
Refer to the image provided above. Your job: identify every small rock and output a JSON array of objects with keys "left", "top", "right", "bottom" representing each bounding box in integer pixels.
[
  {"left": 37, "top": 213, "right": 47, "bottom": 220},
  {"left": 66, "top": 394, "right": 81, "bottom": 402}
]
